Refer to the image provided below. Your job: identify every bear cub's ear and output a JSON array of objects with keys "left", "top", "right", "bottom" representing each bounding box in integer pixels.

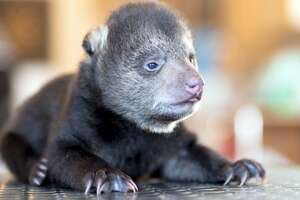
[{"left": 82, "top": 25, "right": 109, "bottom": 56}]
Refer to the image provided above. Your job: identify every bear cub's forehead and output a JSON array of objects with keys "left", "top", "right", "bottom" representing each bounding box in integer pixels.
[{"left": 106, "top": 2, "right": 186, "bottom": 40}]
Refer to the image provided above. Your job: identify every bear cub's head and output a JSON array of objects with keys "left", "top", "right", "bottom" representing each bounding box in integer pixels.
[{"left": 82, "top": 2, "right": 204, "bottom": 133}]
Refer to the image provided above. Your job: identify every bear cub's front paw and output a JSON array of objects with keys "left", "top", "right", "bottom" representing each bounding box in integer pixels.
[
  {"left": 222, "top": 159, "right": 266, "bottom": 186},
  {"left": 83, "top": 168, "right": 138, "bottom": 195}
]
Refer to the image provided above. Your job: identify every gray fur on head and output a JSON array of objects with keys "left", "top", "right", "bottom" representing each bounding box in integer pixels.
[{"left": 83, "top": 2, "right": 203, "bottom": 133}]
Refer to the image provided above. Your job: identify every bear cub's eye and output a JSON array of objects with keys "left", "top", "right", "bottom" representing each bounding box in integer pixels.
[
  {"left": 144, "top": 58, "right": 165, "bottom": 72},
  {"left": 189, "top": 53, "right": 196, "bottom": 65},
  {"left": 146, "top": 62, "right": 159, "bottom": 71}
]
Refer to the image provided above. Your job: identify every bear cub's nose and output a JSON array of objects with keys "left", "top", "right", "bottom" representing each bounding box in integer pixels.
[{"left": 185, "top": 78, "right": 204, "bottom": 97}]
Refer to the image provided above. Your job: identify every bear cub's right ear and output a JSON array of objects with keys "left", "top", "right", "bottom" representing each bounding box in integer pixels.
[{"left": 82, "top": 25, "right": 109, "bottom": 56}]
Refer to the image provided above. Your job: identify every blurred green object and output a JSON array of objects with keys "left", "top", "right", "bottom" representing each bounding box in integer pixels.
[{"left": 258, "top": 49, "right": 300, "bottom": 118}]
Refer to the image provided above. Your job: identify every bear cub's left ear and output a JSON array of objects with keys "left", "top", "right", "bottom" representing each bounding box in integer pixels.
[{"left": 82, "top": 25, "right": 109, "bottom": 56}]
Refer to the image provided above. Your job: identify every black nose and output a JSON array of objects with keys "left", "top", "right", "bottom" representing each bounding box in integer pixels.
[{"left": 185, "top": 78, "right": 204, "bottom": 96}]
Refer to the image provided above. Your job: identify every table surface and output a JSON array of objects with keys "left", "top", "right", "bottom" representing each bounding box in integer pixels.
[{"left": 0, "top": 166, "right": 300, "bottom": 200}]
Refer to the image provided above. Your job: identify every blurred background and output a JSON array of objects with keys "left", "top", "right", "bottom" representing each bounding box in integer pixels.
[{"left": 0, "top": 0, "right": 299, "bottom": 168}]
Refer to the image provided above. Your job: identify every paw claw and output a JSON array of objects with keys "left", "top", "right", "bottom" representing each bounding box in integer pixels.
[
  {"left": 128, "top": 179, "right": 138, "bottom": 192},
  {"left": 255, "top": 174, "right": 261, "bottom": 183},
  {"left": 83, "top": 169, "right": 137, "bottom": 195},
  {"left": 96, "top": 180, "right": 107, "bottom": 195},
  {"left": 127, "top": 181, "right": 138, "bottom": 192},
  {"left": 40, "top": 158, "right": 48, "bottom": 164},
  {"left": 238, "top": 171, "right": 248, "bottom": 186},
  {"left": 222, "top": 159, "right": 266, "bottom": 186},
  {"left": 223, "top": 172, "right": 233, "bottom": 186},
  {"left": 32, "top": 177, "right": 42, "bottom": 186},
  {"left": 84, "top": 179, "right": 93, "bottom": 195},
  {"left": 29, "top": 157, "right": 48, "bottom": 186},
  {"left": 130, "top": 180, "right": 139, "bottom": 192}
]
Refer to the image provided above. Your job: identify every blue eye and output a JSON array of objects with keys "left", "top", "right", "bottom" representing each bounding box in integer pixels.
[
  {"left": 146, "top": 62, "right": 159, "bottom": 71},
  {"left": 144, "top": 58, "right": 165, "bottom": 72}
]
